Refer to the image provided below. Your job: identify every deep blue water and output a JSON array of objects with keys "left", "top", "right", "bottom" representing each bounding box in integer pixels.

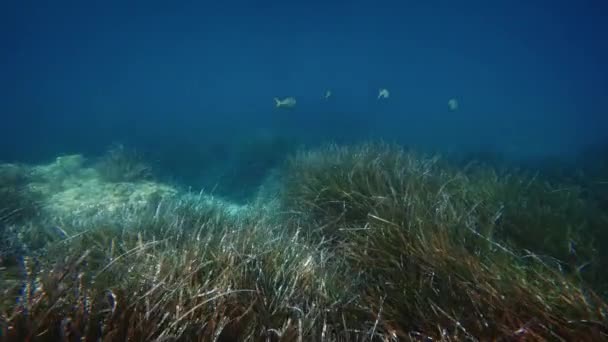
[{"left": 1, "top": 0, "right": 607, "bottom": 195}]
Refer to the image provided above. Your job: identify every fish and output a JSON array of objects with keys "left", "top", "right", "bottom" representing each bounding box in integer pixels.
[
  {"left": 51, "top": 226, "right": 69, "bottom": 238},
  {"left": 378, "top": 88, "right": 390, "bottom": 99},
  {"left": 323, "top": 90, "right": 332, "bottom": 99},
  {"left": 274, "top": 97, "right": 296, "bottom": 108},
  {"left": 448, "top": 98, "right": 459, "bottom": 111},
  {"left": 567, "top": 239, "right": 592, "bottom": 277}
]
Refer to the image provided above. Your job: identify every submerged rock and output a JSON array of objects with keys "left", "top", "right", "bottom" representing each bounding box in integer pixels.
[
  {"left": 43, "top": 178, "right": 178, "bottom": 222},
  {"left": 0, "top": 163, "right": 29, "bottom": 185}
]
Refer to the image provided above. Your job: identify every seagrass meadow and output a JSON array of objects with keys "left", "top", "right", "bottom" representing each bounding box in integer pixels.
[{"left": 1, "top": 142, "right": 607, "bottom": 341}]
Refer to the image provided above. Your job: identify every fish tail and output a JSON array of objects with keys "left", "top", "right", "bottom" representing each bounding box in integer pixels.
[{"left": 273, "top": 98, "right": 281, "bottom": 107}]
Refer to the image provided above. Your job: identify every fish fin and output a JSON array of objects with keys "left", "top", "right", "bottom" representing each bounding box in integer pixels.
[{"left": 274, "top": 98, "right": 281, "bottom": 107}]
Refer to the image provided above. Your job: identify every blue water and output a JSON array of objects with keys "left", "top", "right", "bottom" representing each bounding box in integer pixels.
[{"left": 2, "top": 0, "right": 607, "bottom": 196}]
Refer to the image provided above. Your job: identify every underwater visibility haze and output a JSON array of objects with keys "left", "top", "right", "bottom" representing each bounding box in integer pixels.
[{"left": 1, "top": 1, "right": 608, "bottom": 341}]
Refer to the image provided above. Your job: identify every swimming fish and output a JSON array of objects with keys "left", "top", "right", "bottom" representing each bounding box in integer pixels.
[
  {"left": 323, "top": 90, "right": 332, "bottom": 99},
  {"left": 378, "top": 88, "right": 390, "bottom": 99},
  {"left": 274, "top": 97, "right": 296, "bottom": 108},
  {"left": 448, "top": 98, "right": 459, "bottom": 111},
  {"left": 51, "top": 226, "right": 69, "bottom": 238}
]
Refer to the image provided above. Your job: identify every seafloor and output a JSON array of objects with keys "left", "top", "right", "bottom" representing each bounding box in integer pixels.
[{"left": 1, "top": 142, "right": 607, "bottom": 341}]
